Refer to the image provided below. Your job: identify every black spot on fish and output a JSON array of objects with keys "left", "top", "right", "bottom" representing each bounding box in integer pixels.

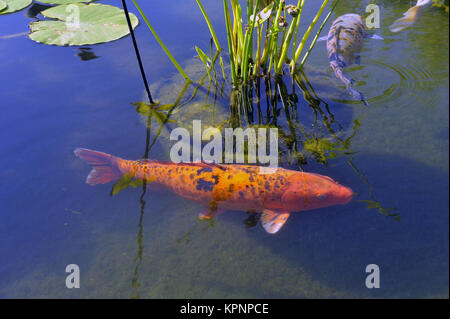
[
  {"left": 196, "top": 178, "right": 215, "bottom": 192},
  {"left": 197, "top": 167, "right": 213, "bottom": 175},
  {"left": 212, "top": 175, "right": 219, "bottom": 185}
]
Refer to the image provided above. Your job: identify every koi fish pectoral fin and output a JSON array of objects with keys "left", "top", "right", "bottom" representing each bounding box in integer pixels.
[
  {"left": 261, "top": 209, "right": 291, "bottom": 234},
  {"left": 198, "top": 207, "right": 226, "bottom": 220},
  {"left": 364, "top": 34, "right": 384, "bottom": 40},
  {"left": 317, "top": 35, "right": 328, "bottom": 42}
]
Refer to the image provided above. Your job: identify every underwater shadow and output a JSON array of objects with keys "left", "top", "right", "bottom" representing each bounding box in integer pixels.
[{"left": 245, "top": 152, "right": 449, "bottom": 298}]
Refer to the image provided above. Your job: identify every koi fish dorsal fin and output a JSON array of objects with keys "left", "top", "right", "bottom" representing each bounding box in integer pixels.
[
  {"left": 261, "top": 209, "right": 290, "bottom": 234},
  {"left": 151, "top": 160, "right": 227, "bottom": 171},
  {"left": 74, "top": 148, "right": 122, "bottom": 185}
]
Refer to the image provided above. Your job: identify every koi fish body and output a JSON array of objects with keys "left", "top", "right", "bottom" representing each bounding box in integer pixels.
[
  {"left": 74, "top": 148, "right": 353, "bottom": 234},
  {"left": 320, "top": 14, "right": 383, "bottom": 106}
]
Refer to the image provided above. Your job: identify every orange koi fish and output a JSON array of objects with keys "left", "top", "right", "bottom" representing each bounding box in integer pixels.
[
  {"left": 319, "top": 14, "right": 383, "bottom": 106},
  {"left": 74, "top": 148, "right": 353, "bottom": 234}
]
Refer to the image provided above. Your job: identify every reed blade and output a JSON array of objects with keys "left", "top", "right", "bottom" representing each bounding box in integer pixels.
[
  {"left": 196, "top": 0, "right": 222, "bottom": 51},
  {"left": 132, "top": 0, "right": 192, "bottom": 82},
  {"left": 298, "top": 0, "right": 339, "bottom": 69},
  {"left": 292, "top": 0, "right": 329, "bottom": 66}
]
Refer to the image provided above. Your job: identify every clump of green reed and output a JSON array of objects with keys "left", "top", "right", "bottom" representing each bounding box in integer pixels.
[
  {"left": 132, "top": 0, "right": 337, "bottom": 88},
  {"left": 217, "top": 0, "right": 336, "bottom": 85}
]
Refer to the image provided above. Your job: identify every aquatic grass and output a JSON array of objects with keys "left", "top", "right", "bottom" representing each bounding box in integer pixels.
[
  {"left": 291, "top": 0, "right": 329, "bottom": 71},
  {"left": 132, "top": 0, "right": 192, "bottom": 82},
  {"left": 218, "top": 0, "right": 332, "bottom": 85},
  {"left": 223, "top": 0, "right": 237, "bottom": 84},
  {"left": 133, "top": 0, "right": 334, "bottom": 103},
  {"left": 195, "top": 46, "right": 212, "bottom": 81},
  {"left": 241, "top": 0, "right": 260, "bottom": 84},
  {"left": 298, "top": 0, "right": 338, "bottom": 69},
  {"left": 196, "top": 0, "right": 222, "bottom": 51}
]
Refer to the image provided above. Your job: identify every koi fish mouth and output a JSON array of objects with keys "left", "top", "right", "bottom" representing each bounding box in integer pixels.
[{"left": 338, "top": 186, "right": 354, "bottom": 205}]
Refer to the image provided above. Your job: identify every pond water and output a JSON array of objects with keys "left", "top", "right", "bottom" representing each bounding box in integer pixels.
[{"left": 0, "top": 0, "right": 448, "bottom": 298}]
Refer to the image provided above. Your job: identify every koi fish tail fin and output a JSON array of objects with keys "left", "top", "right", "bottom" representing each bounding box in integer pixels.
[
  {"left": 331, "top": 64, "right": 368, "bottom": 106},
  {"left": 389, "top": 6, "right": 421, "bottom": 32},
  {"left": 347, "top": 84, "right": 369, "bottom": 106},
  {"left": 331, "top": 64, "right": 353, "bottom": 87},
  {"left": 74, "top": 148, "right": 123, "bottom": 185}
]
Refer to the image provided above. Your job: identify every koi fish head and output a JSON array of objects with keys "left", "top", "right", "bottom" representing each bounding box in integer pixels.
[{"left": 282, "top": 173, "right": 354, "bottom": 212}]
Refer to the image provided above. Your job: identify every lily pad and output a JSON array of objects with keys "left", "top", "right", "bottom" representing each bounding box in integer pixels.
[
  {"left": 28, "top": 3, "right": 139, "bottom": 46},
  {"left": 37, "top": 0, "right": 97, "bottom": 4},
  {"left": 0, "top": 0, "right": 32, "bottom": 15}
]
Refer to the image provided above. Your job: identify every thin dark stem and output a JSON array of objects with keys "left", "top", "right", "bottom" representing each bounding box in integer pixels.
[{"left": 121, "top": 0, "right": 155, "bottom": 105}]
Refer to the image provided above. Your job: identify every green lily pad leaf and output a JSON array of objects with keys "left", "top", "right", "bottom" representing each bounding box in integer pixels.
[
  {"left": 28, "top": 3, "right": 139, "bottom": 46},
  {"left": 0, "top": 0, "right": 32, "bottom": 15},
  {"left": 37, "top": 0, "right": 97, "bottom": 4},
  {"left": 0, "top": 1, "right": 6, "bottom": 12}
]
